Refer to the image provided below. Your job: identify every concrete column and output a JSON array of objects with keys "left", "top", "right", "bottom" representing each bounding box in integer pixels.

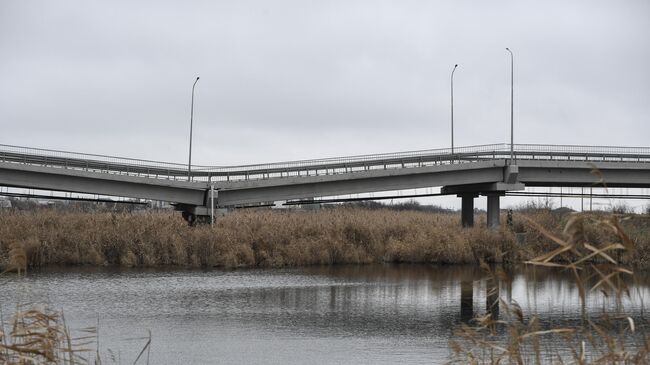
[
  {"left": 461, "top": 194, "right": 475, "bottom": 227},
  {"left": 460, "top": 280, "right": 473, "bottom": 322},
  {"left": 486, "top": 194, "right": 501, "bottom": 229}
]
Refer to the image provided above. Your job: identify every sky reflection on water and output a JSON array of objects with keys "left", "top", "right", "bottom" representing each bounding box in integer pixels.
[{"left": 1, "top": 264, "right": 648, "bottom": 364}]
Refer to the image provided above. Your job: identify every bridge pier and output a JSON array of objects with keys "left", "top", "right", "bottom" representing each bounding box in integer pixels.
[
  {"left": 181, "top": 211, "right": 213, "bottom": 226},
  {"left": 181, "top": 211, "right": 197, "bottom": 226},
  {"left": 460, "top": 194, "right": 477, "bottom": 227},
  {"left": 443, "top": 182, "right": 523, "bottom": 228},
  {"left": 486, "top": 193, "right": 501, "bottom": 229},
  {"left": 177, "top": 203, "right": 228, "bottom": 226}
]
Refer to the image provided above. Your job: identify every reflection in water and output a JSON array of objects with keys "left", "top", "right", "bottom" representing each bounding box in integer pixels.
[
  {"left": 0, "top": 264, "right": 648, "bottom": 364},
  {"left": 460, "top": 279, "right": 474, "bottom": 323}
]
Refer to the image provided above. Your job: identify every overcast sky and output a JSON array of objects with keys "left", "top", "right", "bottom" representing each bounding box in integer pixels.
[
  {"left": 1, "top": 0, "right": 649, "bottom": 210},
  {"left": 2, "top": 0, "right": 649, "bottom": 164}
]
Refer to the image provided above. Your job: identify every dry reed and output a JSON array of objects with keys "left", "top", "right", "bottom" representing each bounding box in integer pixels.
[
  {"left": 448, "top": 211, "right": 650, "bottom": 364},
  {"left": 0, "top": 208, "right": 512, "bottom": 269},
  {"left": 0, "top": 207, "right": 647, "bottom": 270},
  {"left": 0, "top": 302, "right": 151, "bottom": 365},
  {"left": 0, "top": 304, "right": 97, "bottom": 364}
]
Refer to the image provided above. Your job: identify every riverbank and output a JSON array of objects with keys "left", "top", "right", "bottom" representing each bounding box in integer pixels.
[{"left": 0, "top": 207, "right": 648, "bottom": 270}]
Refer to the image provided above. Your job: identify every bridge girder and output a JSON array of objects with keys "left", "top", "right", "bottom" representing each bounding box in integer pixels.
[
  {"left": 0, "top": 162, "right": 206, "bottom": 205},
  {"left": 2, "top": 154, "right": 650, "bottom": 227}
]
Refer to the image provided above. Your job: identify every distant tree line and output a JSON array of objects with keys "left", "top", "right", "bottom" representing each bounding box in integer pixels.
[
  {"left": 0, "top": 197, "right": 150, "bottom": 213},
  {"left": 334, "top": 200, "right": 455, "bottom": 213}
]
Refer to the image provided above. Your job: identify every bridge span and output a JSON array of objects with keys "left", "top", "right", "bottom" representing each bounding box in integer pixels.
[{"left": 1, "top": 143, "right": 649, "bottom": 226}]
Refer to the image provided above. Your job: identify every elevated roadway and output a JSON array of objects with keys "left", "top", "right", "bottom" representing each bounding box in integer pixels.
[{"left": 1, "top": 143, "right": 649, "bottom": 226}]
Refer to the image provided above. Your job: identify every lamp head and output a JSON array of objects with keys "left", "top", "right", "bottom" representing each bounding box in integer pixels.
[{"left": 454, "top": 64, "right": 458, "bottom": 68}]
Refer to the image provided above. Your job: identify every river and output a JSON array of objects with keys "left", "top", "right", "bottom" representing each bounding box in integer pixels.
[{"left": 1, "top": 264, "right": 648, "bottom": 364}]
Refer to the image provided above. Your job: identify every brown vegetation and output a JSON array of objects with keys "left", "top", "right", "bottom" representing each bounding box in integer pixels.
[
  {"left": 450, "top": 209, "right": 650, "bottom": 363},
  {"left": 0, "top": 303, "right": 150, "bottom": 365},
  {"left": 0, "top": 207, "right": 648, "bottom": 270},
  {"left": 2, "top": 206, "right": 650, "bottom": 363}
]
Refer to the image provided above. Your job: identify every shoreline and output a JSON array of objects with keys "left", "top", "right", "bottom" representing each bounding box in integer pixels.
[{"left": 3, "top": 261, "right": 487, "bottom": 275}]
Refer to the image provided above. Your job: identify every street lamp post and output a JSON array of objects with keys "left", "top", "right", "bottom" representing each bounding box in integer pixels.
[
  {"left": 451, "top": 64, "right": 458, "bottom": 155},
  {"left": 188, "top": 76, "right": 200, "bottom": 181},
  {"left": 505, "top": 48, "right": 514, "bottom": 164}
]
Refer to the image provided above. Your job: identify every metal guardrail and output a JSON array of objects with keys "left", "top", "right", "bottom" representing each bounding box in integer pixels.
[
  {"left": 0, "top": 144, "right": 195, "bottom": 179},
  {"left": 1, "top": 143, "right": 649, "bottom": 183}
]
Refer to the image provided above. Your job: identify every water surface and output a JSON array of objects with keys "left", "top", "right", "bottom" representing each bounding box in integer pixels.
[{"left": 1, "top": 265, "right": 648, "bottom": 364}]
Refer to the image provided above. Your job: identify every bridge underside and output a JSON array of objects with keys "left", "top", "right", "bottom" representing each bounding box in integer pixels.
[
  {"left": 0, "top": 162, "right": 206, "bottom": 205},
  {"left": 206, "top": 160, "right": 650, "bottom": 227},
  {"left": 214, "top": 161, "right": 509, "bottom": 206},
  {"left": 516, "top": 160, "right": 650, "bottom": 188},
  {"left": 2, "top": 157, "right": 650, "bottom": 227}
]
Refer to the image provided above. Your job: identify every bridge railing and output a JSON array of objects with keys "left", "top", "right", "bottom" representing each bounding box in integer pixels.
[
  {"left": 192, "top": 143, "right": 512, "bottom": 181},
  {"left": 194, "top": 143, "right": 650, "bottom": 181},
  {"left": 510, "top": 144, "right": 650, "bottom": 164},
  {"left": 0, "top": 143, "right": 195, "bottom": 179},
  {"left": 2, "top": 143, "right": 649, "bottom": 183}
]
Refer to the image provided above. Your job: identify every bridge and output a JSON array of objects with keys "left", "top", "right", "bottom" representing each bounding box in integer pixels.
[{"left": 1, "top": 143, "right": 649, "bottom": 226}]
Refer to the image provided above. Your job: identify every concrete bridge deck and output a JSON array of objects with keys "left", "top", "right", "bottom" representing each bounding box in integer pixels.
[{"left": 1, "top": 143, "right": 649, "bottom": 225}]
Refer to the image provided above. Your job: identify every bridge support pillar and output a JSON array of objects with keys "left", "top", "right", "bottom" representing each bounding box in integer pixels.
[
  {"left": 486, "top": 194, "right": 501, "bottom": 229},
  {"left": 460, "top": 194, "right": 477, "bottom": 227},
  {"left": 178, "top": 204, "right": 229, "bottom": 226}
]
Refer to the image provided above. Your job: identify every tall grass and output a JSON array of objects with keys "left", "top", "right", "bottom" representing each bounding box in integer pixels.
[
  {"left": 0, "top": 304, "right": 98, "bottom": 364},
  {"left": 0, "top": 207, "right": 648, "bottom": 270},
  {"left": 0, "top": 302, "right": 151, "bottom": 365},
  {"left": 0, "top": 208, "right": 509, "bottom": 269},
  {"left": 449, "top": 211, "right": 650, "bottom": 363}
]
